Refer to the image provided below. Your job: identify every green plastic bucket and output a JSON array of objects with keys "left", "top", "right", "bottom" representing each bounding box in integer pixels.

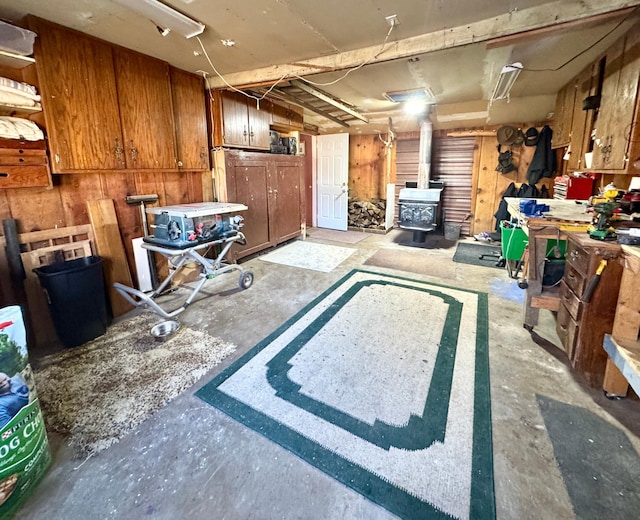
[
  {"left": 500, "top": 222, "right": 528, "bottom": 260},
  {"left": 0, "top": 306, "right": 51, "bottom": 518}
]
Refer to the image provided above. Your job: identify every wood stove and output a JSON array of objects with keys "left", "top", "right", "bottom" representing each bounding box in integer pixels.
[{"left": 398, "top": 183, "right": 443, "bottom": 243}]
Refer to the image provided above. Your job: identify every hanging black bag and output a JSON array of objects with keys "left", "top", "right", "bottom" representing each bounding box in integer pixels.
[{"left": 496, "top": 145, "right": 516, "bottom": 174}]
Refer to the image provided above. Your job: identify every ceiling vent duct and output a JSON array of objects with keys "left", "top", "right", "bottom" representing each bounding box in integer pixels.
[
  {"left": 490, "top": 62, "right": 523, "bottom": 102},
  {"left": 383, "top": 88, "right": 436, "bottom": 104}
]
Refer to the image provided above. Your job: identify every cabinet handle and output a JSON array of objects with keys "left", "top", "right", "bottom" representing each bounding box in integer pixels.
[
  {"left": 250, "top": 127, "right": 254, "bottom": 138},
  {"left": 114, "top": 138, "right": 124, "bottom": 161},
  {"left": 243, "top": 126, "right": 248, "bottom": 139},
  {"left": 129, "top": 140, "right": 138, "bottom": 162},
  {"left": 570, "top": 250, "right": 579, "bottom": 260}
]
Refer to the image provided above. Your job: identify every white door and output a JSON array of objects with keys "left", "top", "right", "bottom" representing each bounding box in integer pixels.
[{"left": 317, "top": 133, "right": 349, "bottom": 230}]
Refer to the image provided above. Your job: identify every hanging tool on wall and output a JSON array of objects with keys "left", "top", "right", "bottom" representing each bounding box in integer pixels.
[
  {"left": 125, "top": 194, "right": 159, "bottom": 289},
  {"left": 581, "top": 259, "right": 607, "bottom": 303}
]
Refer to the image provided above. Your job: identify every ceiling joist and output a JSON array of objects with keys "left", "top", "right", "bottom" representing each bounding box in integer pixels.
[{"left": 208, "top": 0, "right": 640, "bottom": 88}]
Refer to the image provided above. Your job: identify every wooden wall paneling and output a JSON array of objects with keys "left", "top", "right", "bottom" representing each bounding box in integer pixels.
[
  {"left": 162, "top": 171, "right": 190, "bottom": 206},
  {"left": 348, "top": 135, "right": 386, "bottom": 200},
  {"left": 187, "top": 171, "right": 205, "bottom": 203},
  {"left": 0, "top": 193, "right": 14, "bottom": 306},
  {"left": 133, "top": 171, "right": 168, "bottom": 282},
  {"left": 4, "top": 186, "right": 65, "bottom": 232},
  {"left": 57, "top": 173, "right": 105, "bottom": 225},
  {"left": 469, "top": 139, "right": 482, "bottom": 234},
  {"left": 101, "top": 172, "right": 139, "bottom": 279},
  {"left": 473, "top": 137, "right": 502, "bottom": 233},
  {"left": 86, "top": 198, "right": 134, "bottom": 318}
]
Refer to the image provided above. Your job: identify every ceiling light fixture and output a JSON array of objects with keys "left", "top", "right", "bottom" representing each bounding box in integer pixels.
[
  {"left": 112, "top": 0, "right": 205, "bottom": 39},
  {"left": 490, "top": 62, "right": 523, "bottom": 102}
]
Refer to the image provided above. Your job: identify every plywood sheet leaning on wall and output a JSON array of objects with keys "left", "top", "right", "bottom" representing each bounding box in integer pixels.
[{"left": 87, "top": 199, "right": 134, "bottom": 317}]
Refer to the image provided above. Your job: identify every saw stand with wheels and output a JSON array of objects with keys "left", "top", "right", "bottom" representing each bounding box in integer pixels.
[{"left": 114, "top": 232, "right": 253, "bottom": 319}]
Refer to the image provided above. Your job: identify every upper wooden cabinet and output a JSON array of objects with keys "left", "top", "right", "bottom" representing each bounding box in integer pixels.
[
  {"left": 270, "top": 101, "right": 304, "bottom": 131},
  {"left": 552, "top": 80, "right": 576, "bottom": 149},
  {"left": 170, "top": 68, "right": 209, "bottom": 170},
  {"left": 591, "top": 29, "right": 640, "bottom": 172},
  {"left": 30, "top": 17, "right": 125, "bottom": 171},
  {"left": 28, "top": 17, "right": 209, "bottom": 174},
  {"left": 113, "top": 48, "right": 177, "bottom": 169},
  {"left": 210, "top": 90, "right": 270, "bottom": 150},
  {"left": 567, "top": 65, "right": 596, "bottom": 172}
]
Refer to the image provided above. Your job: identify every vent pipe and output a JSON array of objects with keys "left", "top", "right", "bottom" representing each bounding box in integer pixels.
[{"left": 417, "top": 118, "right": 433, "bottom": 189}]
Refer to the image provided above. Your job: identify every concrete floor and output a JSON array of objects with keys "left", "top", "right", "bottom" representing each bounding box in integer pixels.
[{"left": 17, "top": 229, "right": 640, "bottom": 519}]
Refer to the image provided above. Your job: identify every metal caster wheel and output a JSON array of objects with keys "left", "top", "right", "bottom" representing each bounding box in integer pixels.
[
  {"left": 239, "top": 270, "right": 254, "bottom": 289},
  {"left": 518, "top": 280, "right": 528, "bottom": 289}
]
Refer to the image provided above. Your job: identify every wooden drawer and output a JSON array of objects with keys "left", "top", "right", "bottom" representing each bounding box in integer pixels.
[
  {"left": 557, "top": 303, "right": 579, "bottom": 360},
  {"left": 0, "top": 165, "right": 52, "bottom": 189},
  {"left": 564, "top": 262, "right": 586, "bottom": 298},
  {"left": 559, "top": 280, "right": 582, "bottom": 321},
  {"left": 566, "top": 238, "right": 590, "bottom": 277},
  {"left": 0, "top": 149, "right": 48, "bottom": 165},
  {"left": 0, "top": 138, "right": 46, "bottom": 150}
]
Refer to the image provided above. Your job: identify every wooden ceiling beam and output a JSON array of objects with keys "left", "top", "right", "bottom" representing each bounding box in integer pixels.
[
  {"left": 207, "top": 0, "right": 640, "bottom": 88},
  {"left": 289, "top": 80, "right": 369, "bottom": 123}
]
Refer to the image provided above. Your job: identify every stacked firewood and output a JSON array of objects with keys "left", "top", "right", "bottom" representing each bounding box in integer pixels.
[{"left": 348, "top": 198, "right": 386, "bottom": 229}]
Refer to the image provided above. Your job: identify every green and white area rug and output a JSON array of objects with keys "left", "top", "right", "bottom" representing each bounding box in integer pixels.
[
  {"left": 258, "top": 240, "right": 355, "bottom": 272},
  {"left": 196, "top": 270, "right": 495, "bottom": 519}
]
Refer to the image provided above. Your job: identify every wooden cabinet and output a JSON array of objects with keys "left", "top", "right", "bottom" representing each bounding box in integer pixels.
[
  {"left": 217, "top": 149, "right": 304, "bottom": 261},
  {"left": 270, "top": 101, "right": 304, "bottom": 131},
  {"left": 591, "top": 28, "right": 640, "bottom": 172},
  {"left": 556, "top": 233, "right": 623, "bottom": 386},
  {"left": 170, "top": 68, "right": 209, "bottom": 170},
  {"left": 113, "top": 48, "right": 176, "bottom": 169},
  {"left": 567, "top": 65, "right": 596, "bottom": 171},
  {"left": 552, "top": 79, "right": 576, "bottom": 149},
  {"left": 0, "top": 139, "right": 51, "bottom": 189},
  {"left": 30, "top": 17, "right": 124, "bottom": 172},
  {"left": 211, "top": 90, "right": 270, "bottom": 150},
  {"left": 29, "top": 17, "right": 209, "bottom": 174}
]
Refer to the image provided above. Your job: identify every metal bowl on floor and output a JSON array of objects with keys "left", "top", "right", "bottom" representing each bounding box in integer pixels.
[{"left": 150, "top": 320, "right": 180, "bottom": 341}]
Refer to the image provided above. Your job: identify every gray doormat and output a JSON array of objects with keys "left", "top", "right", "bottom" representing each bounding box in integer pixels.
[
  {"left": 453, "top": 242, "right": 503, "bottom": 269},
  {"left": 197, "top": 269, "right": 495, "bottom": 519},
  {"left": 537, "top": 395, "right": 640, "bottom": 519},
  {"left": 364, "top": 248, "right": 457, "bottom": 279}
]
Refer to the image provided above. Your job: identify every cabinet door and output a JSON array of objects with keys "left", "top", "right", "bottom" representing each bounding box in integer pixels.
[
  {"left": 226, "top": 157, "right": 273, "bottom": 259},
  {"left": 221, "top": 91, "right": 249, "bottom": 147},
  {"left": 552, "top": 80, "right": 575, "bottom": 148},
  {"left": 31, "top": 18, "right": 125, "bottom": 172},
  {"left": 170, "top": 68, "right": 209, "bottom": 170},
  {"left": 114, "top": 48, "right": 177, "bottom": 169},
  {"left": 274, "top": 158, "right": 303, "bottom": 243},
  {"left": 270, "top": 102, "right": 290, "bottom": 126},
  {"left": 247, "top": 100, "right": 271, "bottom": 149},
  {"left": 592, "top": 39, "right": 624, "bottom": 169},
  {"left": 568, "top": 65, "right": 595, "bottom": 171}
]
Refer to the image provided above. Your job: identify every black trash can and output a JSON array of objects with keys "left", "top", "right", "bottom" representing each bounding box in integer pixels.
[{"left": 34, "top": 255, "right": 110, "bottom": 347}]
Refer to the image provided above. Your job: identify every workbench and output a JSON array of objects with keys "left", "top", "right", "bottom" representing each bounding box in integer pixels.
[{"left": 504, "top": 197, "right": 593, "bottom": 328}]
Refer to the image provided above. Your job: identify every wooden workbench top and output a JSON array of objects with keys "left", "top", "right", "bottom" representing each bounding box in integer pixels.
[{"left": 504, "top": 197, "right": 592, "bottom": 224}]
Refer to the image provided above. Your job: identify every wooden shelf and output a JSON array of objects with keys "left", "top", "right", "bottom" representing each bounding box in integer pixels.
[
  {"left": 0, "top": 50, "right": 35, "bottom": 69},
  {"left": 531, "top": 286, "right": 561, "bottom": 311},
  {"left": 0, "top": 103, "right": 41, "bottom": 117}
]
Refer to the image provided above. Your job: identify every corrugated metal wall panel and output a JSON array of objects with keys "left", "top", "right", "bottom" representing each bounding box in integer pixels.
[
  {"left": 394, "top": 136, "right": 475, "bottom": 235},
  {"left": 432, "top": 137, "right": 475, "bottom": 236}
]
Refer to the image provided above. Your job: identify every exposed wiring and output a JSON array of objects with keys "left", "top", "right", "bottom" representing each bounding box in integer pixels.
[
  {"left": 195, "top": 20, "right": 396, "bottom": 105},
  {"left": 195, "top": 35, "right": 289, "bottom": 108},
  {"left": 512, "top": 7, "right": 638, "bottom": 73},
  {"left": 294, "top": 22, "right": 396, "bottom": 87}
]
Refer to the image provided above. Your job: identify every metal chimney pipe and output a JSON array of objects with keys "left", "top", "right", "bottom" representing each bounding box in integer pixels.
[{"left": 417, "top": 119, "right": 432, "bottom": 189}]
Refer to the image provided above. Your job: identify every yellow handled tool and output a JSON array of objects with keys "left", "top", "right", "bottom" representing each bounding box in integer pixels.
[{"left": 581, "top": 259, "right": 607, "bottom": 303}]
